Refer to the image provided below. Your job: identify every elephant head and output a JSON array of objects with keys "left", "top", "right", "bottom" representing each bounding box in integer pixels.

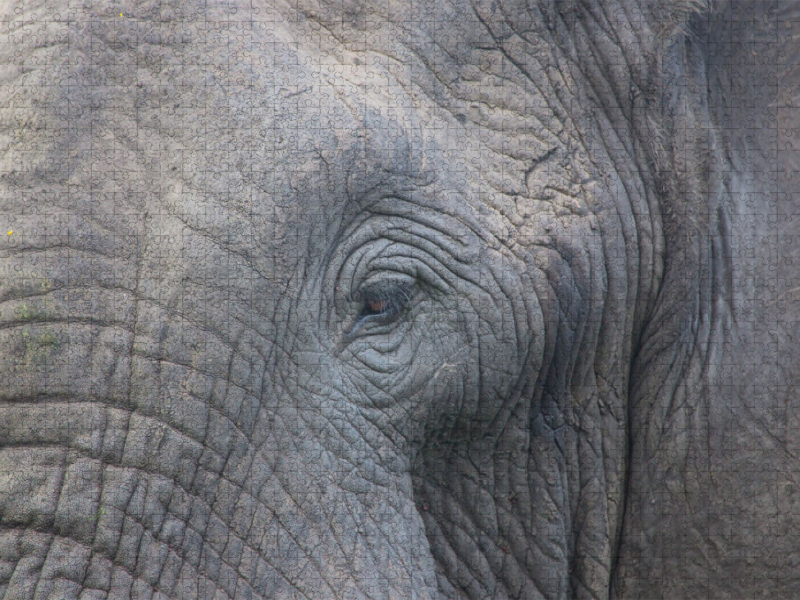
[{"left": 1, "top": 0, "right": 797, "bottom": 598}]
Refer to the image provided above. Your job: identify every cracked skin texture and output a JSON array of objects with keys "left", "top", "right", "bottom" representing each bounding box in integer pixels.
[{"left": 1, "top": 0, "right": 799, "bottom": 598}]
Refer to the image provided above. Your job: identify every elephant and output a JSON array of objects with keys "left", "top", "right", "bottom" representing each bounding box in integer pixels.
[{"left": 1, "top": 0, "right": 799, "bottom": 597}]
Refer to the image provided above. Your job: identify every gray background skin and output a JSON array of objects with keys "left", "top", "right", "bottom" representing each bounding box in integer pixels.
[{"left": 0, "top": 0, "right": 798, "bottom": 598}]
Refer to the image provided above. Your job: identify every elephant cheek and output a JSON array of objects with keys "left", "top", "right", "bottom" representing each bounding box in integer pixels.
[
  {"left": 253, "top": 402, "right": 440, "bottom": 597},
  {"left": 0, "top": 366, "right": 439, "bottom": 599}
]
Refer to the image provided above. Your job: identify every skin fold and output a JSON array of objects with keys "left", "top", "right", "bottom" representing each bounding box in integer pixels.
[{"left": 0, "top": 0, "right": 798, "bottom": 598}]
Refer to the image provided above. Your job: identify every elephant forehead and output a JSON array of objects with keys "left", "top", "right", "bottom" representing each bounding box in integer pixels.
[
  {"left": 149, "top": 3, "right": 576, "bottom": 254},
  {"left": 255, "top": 0, "right": 585, "bottom": 245},
  {"left": 143, "top": 22, "right": 493, "bottom": 283},
  {"left": 137, "top": 31, "right": 419, "bottom": 290}
]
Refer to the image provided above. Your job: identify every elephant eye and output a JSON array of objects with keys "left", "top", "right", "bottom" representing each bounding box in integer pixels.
[
  {"left": 344, "top": 281, "right": 412, "bottom": 339},
  {"left": 364, "top": 296, "right": 392, "bottom": 316},
  {"left": 359, "top": 286, "right": 409, "bottom": 322}
]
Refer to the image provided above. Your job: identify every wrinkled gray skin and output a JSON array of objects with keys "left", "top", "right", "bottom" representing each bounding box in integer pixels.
[{"left": 1, "top": 0, "right": 799, "bottom": 598}]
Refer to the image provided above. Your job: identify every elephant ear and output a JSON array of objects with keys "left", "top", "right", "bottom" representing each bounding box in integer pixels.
[{"left": 614, "top": 1, "right": 800, "bottom": 597}]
